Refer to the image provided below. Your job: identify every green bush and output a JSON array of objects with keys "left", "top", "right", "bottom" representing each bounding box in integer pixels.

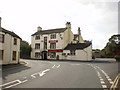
[{"left": 114, "top": 55, "right": 120, "bottom": 62}]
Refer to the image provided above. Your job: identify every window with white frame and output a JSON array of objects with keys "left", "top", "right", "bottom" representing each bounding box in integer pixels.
[
  {"left": 35, "top": 35, "right": 40, "bottom": 40},
  {"left": 35, "top": 52, "right": 41, "bottom": 58},
  {"left": 35, "top": 43, "right": 40, "bottom": 49},
  {"left": 70, "top": 50, "right": 76, "bottom": 55},
  {"left": 50, "top": 33, "right": 56, "bottom": 39},
  {"left": 50, "top": 43, "right": 56, "bottom": 49}
]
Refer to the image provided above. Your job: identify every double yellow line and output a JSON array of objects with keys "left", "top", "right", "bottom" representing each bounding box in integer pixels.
[{"left": 110, "top": 73, "right": 120, "bottom": 90}]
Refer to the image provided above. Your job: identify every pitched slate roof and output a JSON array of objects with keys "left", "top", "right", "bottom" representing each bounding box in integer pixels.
[
  {"left": 0, "top": 28, "right": 22, "bottom": 39},
  {"left": 32, "top": 28, "right": 67, "bottom": 36},
  {"left": 64, "top": 43, "right": 91, "bottom": 50}
]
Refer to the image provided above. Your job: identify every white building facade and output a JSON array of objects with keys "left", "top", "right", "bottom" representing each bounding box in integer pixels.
[
  {"left": 0, "top": 17, "right": 21, "bottom": 65},
  {"left": 31, "top": 22, "right": 92, "bottom": 61}
]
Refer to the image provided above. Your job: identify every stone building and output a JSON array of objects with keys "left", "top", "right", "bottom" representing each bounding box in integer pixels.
[{"left": 0, "top": 17, "right": 21, "bottom": 65}]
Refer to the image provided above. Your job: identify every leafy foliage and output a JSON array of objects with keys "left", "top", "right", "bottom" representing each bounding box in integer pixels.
[
  {"left": 101, "top": 34, "right": 120, "bottom": 58},
  {"left": 20, "top": 40, "right": 31, "bottom": 59}
]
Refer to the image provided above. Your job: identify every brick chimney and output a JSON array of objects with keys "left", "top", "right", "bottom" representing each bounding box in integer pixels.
[{"left": 37, "top": 26, "right": 42, "bottom": 31}]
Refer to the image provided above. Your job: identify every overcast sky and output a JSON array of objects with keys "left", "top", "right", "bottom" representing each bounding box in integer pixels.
[{"left": 0, "top": 0, "right": 119, "bottom": 49}]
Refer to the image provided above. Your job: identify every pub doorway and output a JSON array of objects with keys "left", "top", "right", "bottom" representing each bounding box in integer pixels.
[{"left": 42, "top": 51, "right": 47, "bottom": 60}]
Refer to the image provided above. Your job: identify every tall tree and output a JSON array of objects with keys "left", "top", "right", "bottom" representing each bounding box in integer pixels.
[
  {"left": 101, "top": 34, "right": 120, "bottom": 57},
  {"left": 20, "top": 40, "right": 31, "bottom": 59}
]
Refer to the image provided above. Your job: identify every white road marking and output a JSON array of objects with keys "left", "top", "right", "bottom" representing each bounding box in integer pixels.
[
  {"left": 0, "top": 80, "right": 21, "bottom": 87},
  {"left": 39, "top": 72, "right": 46, "bottom": 77},
  {"left": 100, "top": 81, "right": 105, "bottom": 84},
  {"left": 99, "top": 77, "right": 102, "bottom": 79},
  {"left": 89, "top": 64, "right": 108, "bottom": 89},
  {"left": 1, "top": 68, "right": 51, "bottom": 89},
  {"left": 102, "top": 85, "right": 107, "bottom": 88},
  {"left": 3, "top": 80, "right": 22, "bottom": 89},
  {"left": 106, "top": 76, "right": 110, "bottom": 79},
  {"left": 21, "top": 80, "right": 28, "bottom": 83},
  {"left": 52, "top": 65, "right": 56, "bottom": 68},
  {"left": 94, "top": 65, "right": 114, "bottom": 86},
  {"left": 108, "top": 79, "right": 112, "bottom": 81},
  {"left": 42, "top": 69, "right": 50, "bottom": 73},
  {"left": 109, "top": 81, "right": 114, "bottom": 84},
  {"left": 31, "top": 73, "right": 38, "bottom": 78},
  {"left": 57, "top": 65, "right": 60, "bottom": 68},
  {"left": 39, "top": 69, "right": 50, "bottom": 77},
  {"left": 100, "top": 79, "right": 104, "bottom": 81},
  {"left": 31, "top": 69, "right": 50, "bottom": 78},
  {"left": 4, "top": 79, "right": 28, "bottom": 89}
]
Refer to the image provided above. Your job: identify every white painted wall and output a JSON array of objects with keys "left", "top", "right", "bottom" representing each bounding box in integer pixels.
[
  {"left": 0, "top": 32, "right": 20, "bottom": 64},
  {"left": 31, "top": 23, "right": 92, "bottom": 61},
  {"left": 61, "top": 45, "right": 92, "bottom": 61},
  {"left": 63, "top": 28, "right": 74, "bottom": 48},
  {"left": 31, "top": 32, "right": 66, "bottom": 59}
]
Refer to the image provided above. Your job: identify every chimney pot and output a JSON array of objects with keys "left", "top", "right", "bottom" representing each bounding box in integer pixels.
[{"left": 66, "top": 22, "right": 71, "bottom": 29}]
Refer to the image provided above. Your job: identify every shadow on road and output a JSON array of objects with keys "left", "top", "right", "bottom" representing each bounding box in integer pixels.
[{"left": 2, "top": 64, "right": 31, "bottom": 80}]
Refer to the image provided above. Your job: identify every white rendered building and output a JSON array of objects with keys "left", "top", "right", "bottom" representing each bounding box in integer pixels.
[{"left": 31, "top": 22, "right": 92, "bottom": 61}]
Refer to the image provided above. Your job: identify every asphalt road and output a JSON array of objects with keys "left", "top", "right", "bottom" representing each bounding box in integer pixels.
[{"left": 1, "top": 58, "right": 120, "bottom": 89}]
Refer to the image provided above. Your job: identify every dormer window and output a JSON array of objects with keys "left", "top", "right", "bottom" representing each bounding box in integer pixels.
[
  {"left": 50, "top": 33, "right": 56, "bottom": 39},
  {"left": 14, "top": 38, "right": 17, "bottom": 45},
  {"left": 35, "top": 35, "right": 40, "bottom": 40}
]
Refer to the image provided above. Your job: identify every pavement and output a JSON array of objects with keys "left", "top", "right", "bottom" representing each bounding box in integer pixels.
[
  {"left": 1, "top": 58, "right": 117, "bottom": 72},
  {"left": 2, "top": 61, "right": 27, "bottom": 71}
]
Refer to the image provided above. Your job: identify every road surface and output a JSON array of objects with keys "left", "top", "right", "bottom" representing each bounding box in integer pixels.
[{"left": 1, "top": 58, "right": 120, "bottom": 89}]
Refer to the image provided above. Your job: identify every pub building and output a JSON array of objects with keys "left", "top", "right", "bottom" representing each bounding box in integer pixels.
[{"left": 31, "top": 22, "right": 92, "bottom": 61}]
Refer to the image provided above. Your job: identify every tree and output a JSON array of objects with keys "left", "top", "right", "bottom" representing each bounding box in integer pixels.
[
  {"left": 20, "top": 40, "right": 31, "bottom": 59},
  {"left": 92, "top": 49, "right": 101, "bottom": 58},
  {"left": 101, "top": 34, "right": 120, "bottom": 58}
]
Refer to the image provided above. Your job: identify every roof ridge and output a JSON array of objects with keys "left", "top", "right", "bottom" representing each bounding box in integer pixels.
[
  {"left": 1, "top": 27, "right": 22, "bottom": 39},
  {"left": 39, "top": 27, "right": 67, "bottom": 32},
  {"left": 32, "top": 27, "right": 67, "bottom": 36}
]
